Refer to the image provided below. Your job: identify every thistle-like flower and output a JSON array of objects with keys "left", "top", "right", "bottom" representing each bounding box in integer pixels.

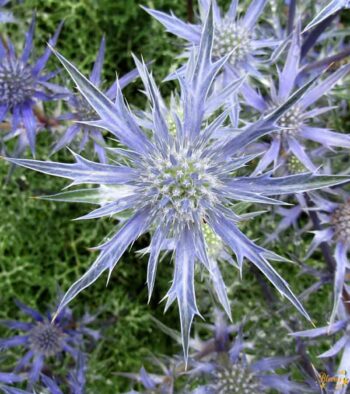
[
  {"left": 242, "top": 25, "right": 350, "bottom": 174},
  {"left": 124, "top": 311, "right": 308, "bottom": 393},
  {"left": 0, "top": 16, "right": 64, "bottom": 155},
  {"left": 143, "top": 0, "right": 277, "bottom": 76},
  {"left": 183, "top": 312, "right": 307, "bottom": 393},
  {"left": 192, "top": 360, "right": 303, "bottom": 394},
  {"left": 6, "top": 9, "right": 350, "bottom": 361},
  {"left": 52, "top": 37, "right": 140, "bottom": 163},
  {"left": 0, "top": 301, "right": 97, "bottom": 383}
]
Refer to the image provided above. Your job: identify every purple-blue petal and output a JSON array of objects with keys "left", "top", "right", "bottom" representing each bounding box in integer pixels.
[
  {"left": 0, "top": 335, "right": 29, "bottom": 349},
  {"left": 141, "top": 6, "right": 201, "bottom": 44}
]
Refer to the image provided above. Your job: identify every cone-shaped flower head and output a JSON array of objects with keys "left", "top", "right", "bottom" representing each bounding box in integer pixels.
[
  {"left": 0, "top": 16, "right": 64, "bottom": 155},
  {"left": 331, "top": 201, "right": 350, "bottom": 244},
  {"left": 6, "top": 8, "right": 350, "bottom": 362},
  {"left": 28, "top": 322, "right": 65, "bottom": 357},
  {"left": 212, "top": 364, "right": 261, "bottom": 393}
]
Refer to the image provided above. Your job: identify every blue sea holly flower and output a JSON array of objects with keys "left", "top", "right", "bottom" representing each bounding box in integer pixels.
[
  {"left": 143, "top": 0, "right": 277, "bottom": 76},
  {"left": 0, "top": 301, "right": 97, "bottom": 384},
  {"left": 6, "top": 8, "right": 350, "bottom": 361},
  {"left": 0, "top": 16, "right": 64, "bottom": 155},
  {"left": 242, "top": 26, "right": 350, "bottom": 174},
  {"left": 52, "top": 37, "right": 140, "bottom": 163},
  {"left": 126, "top": 312, "right": 308, "bottom": 393},
  {"left": 182, "top": 312, "right": 308, "bottom": 393},
  {"left": 191, "top": 359, "right": 306, "bottom": 394}
]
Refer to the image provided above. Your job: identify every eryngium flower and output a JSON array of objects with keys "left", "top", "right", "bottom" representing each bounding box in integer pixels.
[
  {"left": 6, "top": 9, "right": 350, "bottom": 360},
  {"left": 52, "top": 37, "right": 139, "bottom": 163},
  {"left": 242, "top": 26, "right": 350, "bottom": 174},
  {"left": 0, "top": 301, "right": 97, "bottom": 383},
  {"left": 186, "top": 312, "right": 306, "bottom": 394},
  {"left": 0, "top": 0, "right": 15, "bottom": 24},
  {"left": 193, "top": 359, "right": 303, "bottom": 394},
  {"left": 143, "top": 0, "right": 276, "bottom": 75},
  {"left": 0, "top": 16, "right": 63, "bottom": 155}
]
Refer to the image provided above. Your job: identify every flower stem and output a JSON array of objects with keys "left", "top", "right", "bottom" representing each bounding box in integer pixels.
[{"left": 187, "top": 0, "right": 194, "bottom": 23}]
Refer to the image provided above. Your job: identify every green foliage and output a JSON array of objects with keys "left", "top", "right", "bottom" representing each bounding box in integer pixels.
[{"left": 9, "top": 0, "right": 189, "bottom": 79}]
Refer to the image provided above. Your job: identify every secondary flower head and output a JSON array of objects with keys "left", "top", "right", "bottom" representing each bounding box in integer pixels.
[
  {"left": 193, "top": 358, "right": 301, "bottom": 394},
  {"left": 7, "top": 8, "right": 350, "bottom": 361},
  {"left": 306, "top": 193, "right": 350, "bottom": 324},
  {"left": 242, "top": 25, "right": 350, "bottom": 175},
  {"left": 0, "top": 300, "right": 98, "bottom": 383},
  {"left": 52, "top": 37, "right": 140, "bottom": 163},
  {"left": 143, "top": 0, "right": 276, "bottom": 76},
  {"left": 0, "top": 16, "right": 64, "bottom": 155},
  {"left": 185, "top": 312, "right": 306, "bottom": 393}
]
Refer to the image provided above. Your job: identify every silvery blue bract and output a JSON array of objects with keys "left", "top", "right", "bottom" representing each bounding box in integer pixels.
[
  {"left": 304, "top": 0, "right": 350, "bottom": 32},
  {"left": 52, "top": 37, "right": 140, "bottom": 163},
  {"left": 0, "top": 0, "right": 15, "bottom": 24}
]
